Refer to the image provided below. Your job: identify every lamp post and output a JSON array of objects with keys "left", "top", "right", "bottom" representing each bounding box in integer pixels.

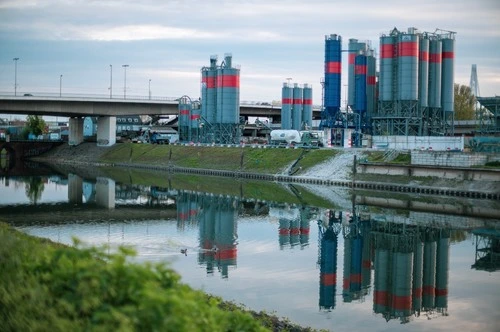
[
  {"left": 148, "top": 79, "right": 151, "bottom": 99},
  {"left": 59, "top": 75, "right": 63, "bottom": 97},
  {"left": 122, "top": 64, "right": 129, "bottom": 99},
  {"left": 109, "top": 64, "right": 113, "bottom": 99},
  {"left": 13, "top": 57, "right": 19, "bottom": 96}
]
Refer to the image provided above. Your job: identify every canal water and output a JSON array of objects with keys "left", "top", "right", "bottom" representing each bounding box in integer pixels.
[{"left": 1, "top": 163, "right": 499, "bottom": 332}]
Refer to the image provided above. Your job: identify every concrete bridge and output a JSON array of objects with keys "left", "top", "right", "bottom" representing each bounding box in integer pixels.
[{"left": 0, "top": 94, "right": 322, "bottom": 146}]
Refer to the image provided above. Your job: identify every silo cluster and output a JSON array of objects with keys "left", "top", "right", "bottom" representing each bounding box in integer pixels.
[
  {"left": 199, "top": 54, "right": 241, "bottom": 144},
  {"left": 281, "top": 83, "right": 313, "bottom": 130},
  {"left": 374, "top": 27, "right": 456, "bottom": 136},
  {"left": 321, "top": 34, "right": 342, "bottom": 128}
]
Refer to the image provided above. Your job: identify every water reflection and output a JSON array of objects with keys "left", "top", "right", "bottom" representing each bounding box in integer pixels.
[{"left": 1, "top": 172, "right": 499, "bottom": 331}]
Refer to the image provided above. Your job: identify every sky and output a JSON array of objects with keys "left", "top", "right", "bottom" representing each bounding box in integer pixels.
[{"left": 0, "top": 0, "right": 499, "bottom": 111}]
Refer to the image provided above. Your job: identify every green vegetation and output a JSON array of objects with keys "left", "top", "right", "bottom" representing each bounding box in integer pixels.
[
  {"left": 100, "top": 144, "right": 337, "bottom": 175},
  {"left": 3, "top": 222, "right": 318, "bottom": 332},
  {"left": 24, "top": 114, "right": 47, "bottom": 138},
  {"left": 454, "top": 83, "right": 475, "bottom": 121},
  {"left": 363, "top": 151, "right": 410, "bottom": 164}
]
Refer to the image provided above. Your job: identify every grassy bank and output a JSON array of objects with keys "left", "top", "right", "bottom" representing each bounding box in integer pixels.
[
  {"left": 0, "top": 223, "right": 320, "bottom": 332},
  {"left": 100, "top": 143, "right": 339, "bottom": 175}
]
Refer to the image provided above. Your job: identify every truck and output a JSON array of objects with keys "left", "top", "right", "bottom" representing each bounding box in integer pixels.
[
  {"left": 269, "top": 130, "right": 323, "bottom": 148},
  {"left": 133, "top": 126, "right": 179, "bottom": 144}
]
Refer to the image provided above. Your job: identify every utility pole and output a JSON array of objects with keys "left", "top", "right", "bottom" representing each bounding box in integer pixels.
[
  {"left": 59, "top": 75, "right": 63, "bottom": 97},
  {"left": 13, "top": 57, "right": 19, "bottom": 96},
  {"left": 109, "top": 64, "right": 113, "bottom": 98},
  {"left": 122, "top": 64, "right": 129, "bottom": 99}
]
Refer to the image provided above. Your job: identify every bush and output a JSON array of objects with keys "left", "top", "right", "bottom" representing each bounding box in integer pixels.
[{"left": 0, "top": 224, "right": 268, "bottom": 332}]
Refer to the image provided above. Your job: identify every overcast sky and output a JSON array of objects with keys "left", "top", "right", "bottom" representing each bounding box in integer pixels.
[{"left": 1, "top": 0, "right": 499, "bottom": 107}]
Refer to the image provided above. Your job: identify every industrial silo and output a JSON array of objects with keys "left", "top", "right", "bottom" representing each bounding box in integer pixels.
[
  {"left": 428, "top": 38, "right": 442, "bottom": 108},
  {"left": 391, "top": 252, "right": 413, "bottom": 318},
  {"left": 292, "top": 83, "right": 303, "bottom": 130},
  {"left": 302, "top": 84, "right": 313, "bottom": 129},
  {"left": 319, "top": 227, "right": 338, "bottom": 310},
  {"left": 397, "top": 31, "right": 419, "bottom": 101},
  {"left": 324, "top": 34, "right": 342, "bottom": 119},
  {"left": 354, "top": 54, "right": 367, "bottom": 114},
  {"left": 361, "top": 222, "right": 372, "bottom": 291},
  {"left": 435, "top": 232, "right": 450, "bottom": 311},
  {"left": 279, "top": 217, "right": 291, "bottom": 249},
  {"left": 213, "top": 196, "right": 238, "bottom": 278},
  {"left": 366, "top": 51, "right": 377, "bottom": 118},
  {"left": 379, "top": 35, "right": 396, "bottom": 102},
  {"left": 201, "top": 56, "right": 218, "bottom": 124},
  {"left": 342, "top": 233, "right": 353, "bottom": 302},
  {"left": 441, "top": 37, "right": 455, "bottom": 113},
  {"left": 190, "top": 105, "right": 201, "bottom": 142},
  {"left": 178, "top": 98, "right": 191, "bottom": 141},
  {"left": 412, "top": 239, "right": 424, "bottom": 313},
  {"left": 216, "top": 54, "right": 240, "bottom": 125},
  {"left": 299, "top": 208, "right": 311, "bottom": 248},
  {"left": 419, "top": 35, "right": 430, "bottom": 107},
  {"left": 422, "top": 238, "right": 437, "bottom": 309},
  {"left": 373, "top": 248, "right": 390, "bottom": 314},
  {"left": 290, "top": 215, "right": 300, "bottom": 248},
  {"left": 281, "top": 83, "right": 292, "bottom": 129},
  {"left": 348, "top": 39, "right": 367, "bottom": 108}
]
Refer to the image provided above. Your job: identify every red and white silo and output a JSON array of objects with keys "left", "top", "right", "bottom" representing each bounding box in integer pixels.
[
  {"left": 391, "top": 252, "right": 413, "bottom": 318},
  {"left": 292, "top": 83, "right": 303, "bottom": 130},
  {"left": 441, "top": 37, "right": 455, "bottom": 113},
  {"left": 422, "top": 239, "right": 437, "bottom": 309},
  {"left": 302, "top": 84, "right": 313, "bottom": 129},
  {"left": 373, "top": 249, "right": 390, "bottom": 313},
  {"left": 379, "top": 35, "right": 396, "bottom": 102},
  {"left": 419, "top": 35, "right": 430, "bottom": 107},
  {"left": 428, "top": 39, "right": 442, "bottom": 108},
  {"left": 435, "top": 234, "right": 450, "bottom": 310},
  {"left": 281, "top": 83, "right": 293, "bottom": 129},
  {"left": 397, "top": 30, "right": 419, "bottom": 101}
]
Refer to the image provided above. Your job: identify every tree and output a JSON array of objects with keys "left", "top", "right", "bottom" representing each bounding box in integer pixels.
[
  {"left": 454, "top": 83, "right": 475, "bottom": 120},
  {"left": 25, "top": 115, "right": 47, "bottom": 137}
]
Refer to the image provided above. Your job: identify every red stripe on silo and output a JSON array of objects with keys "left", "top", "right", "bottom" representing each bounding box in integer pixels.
[
  {"left": 435, "top": 288, "right": 448, "bottom": 296},
  {"left": 420, "top": 51, "right": 429, "bottom": 61},
  {"left": 299, "top": 227, "right": 310, "bottom": 234},
  {"left": 392, "top": 295, "right": 412, "bottom": 310},
  {"left": 290, "top": 228, "right": 300, "bottom": 235},
  {"left": 442, "top": 51, "right": 454, "bottom": 59},
  {"left": 429, "top": 53, "right": 441, "bottom": 63},
  {"left": 381, "top": 44, "right": 394, "bottom": 58},
  {"left": 362, "top": 260, "right": 371, "bottom": 269},
  {"left": 216, "top": 248, "right": 237, "bottom": 260},
  {"left": 374, "top": 290, "right": 388, "bottom": 305},
  {"left": 180, "top": 110, "right": 190, "bottom": 115},
  {"left": 326, "top": 61, "right": 341, "bottom": 74},
  {"left": 343, "top": 278, "right": 349, "bottom": 290},
  {"left": 348, "top": 53, "right": 356, "bottom": 64},
  {"left": 202, "top": 77, "right": 216, "bottom": 88},
  {"left": 399, "top": 41, "right": 418, "bottom": 57},
  {"left": 321, "top": 273, "right": 337, "bottom": 286},
  {"left": 282, "top": 98, "right": 292, "bottom": 104},
  {"left": 350, "top": 273, "right": 361, "bottom": 283},
  {"left": 217, "top": 74, "right": 239, "bottom": 88},
  {"left": 367, "top": 76, "right": 376, "bottom": 85},
  {"left": 279, "top": 228, "right": 290, "bottom": 235},
  {"left": 293, "top": 99, "right": 303, "bottom": 104},
  {"left": 413, "top": 287, "right": 422, "bottom": 298},
  {"left": 178, "top": 212, "right": 188, "bottom": 220},
  {"left": 423, "top": 285, "right": 435, "bottom": 295},
  {"left": 303, "top": 99, "right": 313, "bottom": 105},
  {"left": 190, "top": 114, "right": 200, "bottom": 120},
  {"left": 355, "top": 65, "right": 367, "bottom": 75}
]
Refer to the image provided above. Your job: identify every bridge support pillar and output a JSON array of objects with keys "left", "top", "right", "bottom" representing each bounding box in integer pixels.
[
  {"left": 69, "top": 117, "right": 84, "bottom": 146},
  {"left": 95, "top": 177, "right": 115, "bottom": 209},
  {"left": 68, "top": 173, "right": 83, "bottom": 204},
  {"left": 97, "top": 116, "right": 116, "bottom": 146}
]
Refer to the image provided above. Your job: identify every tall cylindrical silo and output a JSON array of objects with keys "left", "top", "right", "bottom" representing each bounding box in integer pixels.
[
  {"left": 319, "top": 228, "right": 338, "bottom": 310},
  {"left": 348, "top": 39, "right": 367, "bottom": 108},
  {"left": 441, "top": 38, "right": 455, "bottom": 113},
  {"left": 216, "top": 54, "right": 240, "bottom": 124},
  {"left": 279, "top": 218, "right": 291, "bottom": 249},
  {"left": 419, "top": 36, "right": 430, "bottom": 107},
  {"left": 373, "top": 249, "right": 390, "bottom": 314},
  {"left": 324, "top": 34, "right": 342, "bottom": 117},
  {"left": 299, "top": 208, "right": 310, "bottom": 248},
  {"left": 350, "top": 236, "right": 363, "bottom": 293},
  {"left": 397, "top": 33, "right": 419, "bottom": 100},
  {"left": 422, "top": 240, "right": 437, "bottom": 309},
  {"left": 391, "top": 252, "right": 413, "bottom": 318},
  {"left": 190, "top": 106, "right": 201, "bottom": 142},
  {"left": 361, "top": 223, "right": 372, "bottom": 290},
  {"left": 428, "top": 39, "right": 442, "bottom": 108},
  {"left": 354, "top": 54, "right": 367, "bottom": 114},
  {"left": 178, "top": 100, "right": 191, "bottom": 141},
  {"left": 281, "top": 83, "right": 292, "bottom": 129},
  {"left": 379, "top": 35, "right": 396, "bottom": 101},
  {"left": 290, "top": 216, "right": 300, "bottom": 247},
  {"left": 435, "top": 235, "right": 450, "bottom": 309},
  {"left": 366, "top": 52, "right": 377, "bottom": 117},
  {"left": 201, "top": 58, "right": 218, "bottom": 124},
  {"left": 214, "top": 197, "right": 238, "bottom": 279},
  {"left": 302, "top": 84, "right": 313, "bottom": 129},
  {"left": 412, "top": 240, "right": 424, "bottom": 312},
  {"left": 292, "top": 83, "right": 303, "bottom": 130},
  {"left": 342, "top": 234, "right": 352, "bottom": 302}
]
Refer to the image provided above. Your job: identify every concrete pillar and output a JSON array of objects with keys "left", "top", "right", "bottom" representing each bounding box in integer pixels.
[
  {"left": 68, "top": 173, "right": 83, "bottom": 204},
  {"left": 69, "top": 117, "right": 84, "bottom": 146},
  {"left": 97, "top": 116, "right": 116, "bottom": 146},
  {"left": 95, "top": 177, "right": 115, "bottom": 209}
]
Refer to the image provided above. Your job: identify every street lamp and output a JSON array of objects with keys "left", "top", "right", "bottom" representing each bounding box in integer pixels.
[
  {"left": 148, "top": 79, "right": 151, "bottom": 99},
  {"left": 109, "top": 64, "right": 113, "bottom": 99},
  {"left": 59, "top": 75, "right": 63, "bottom": 97},
  {"left": 13, "top": 58, "right": 19, "bottom": 96},
  {"left": 122, "top": 64, "right": 129, "bottom": 99}
]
